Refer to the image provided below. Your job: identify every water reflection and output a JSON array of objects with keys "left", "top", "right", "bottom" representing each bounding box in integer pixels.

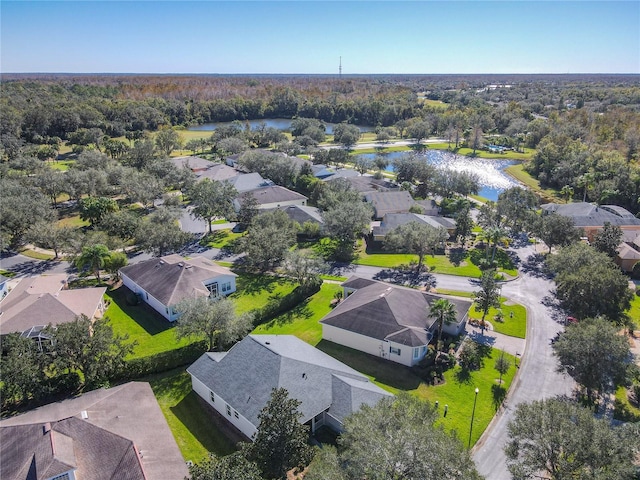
[{"left": 354, "top": 150, "right": 518, "bottom": 202}]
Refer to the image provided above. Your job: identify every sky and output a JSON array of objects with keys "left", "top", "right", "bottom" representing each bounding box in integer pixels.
[{"left": 1, "top": 1, "right": 639, "bottom": 74}]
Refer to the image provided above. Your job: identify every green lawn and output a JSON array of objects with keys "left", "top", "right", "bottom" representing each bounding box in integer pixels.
[
  {"left": 425, "top": 143, "right": 534, "bottom": 161},
  {"left": 435, "top": 290, "right": 527, "bottom": 339},
  {"left": 229, "top": 273, "right": 298, "bottom": 315},
  {"left": 504, "top": 163, "right": 561, "bottom": 203},
  {"left": 0, "top": 270, "right": 17, "bottom": 278},
  {"left": 57, "top": 214, "right": 90, "bottom": 228},
  {"left": 200, "top": 229, "right": 244, "bottom": 249},
  {"left": 148, "top": 369, "right": 237, "bottom": 463},
  {"left": 48, "top": 160, "right": 75, "bottom": 171},
  {"left": 613, "top": 385, "right": 640, "bottom": 422},
  {"left": 18, "top": 248, "right": 55, "bottom": 260},
  {"left": 105, "top": 286, "right": 192, "bottom": 359},
  {"left": 317, "top": 341, "right": 516, "bottom": 447},
  {"left": 253, "top": 283, "right": 342, "bottom": 345},
  {"left": 626, "top": 293, "right": 640, "bottom": 330}
]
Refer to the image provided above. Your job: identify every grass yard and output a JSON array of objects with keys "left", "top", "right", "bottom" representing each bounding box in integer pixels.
[
  {"left": 505, "top": 164, "right": 561, "bottom": 203},
  {"left": 200, "top": 229, "right": 244, "bottom": 250},
  {"left": 253, "top": 282, "right": 342, "bottom": 345},
  {"left": 625, "top": 293, "right": 640, "bottom": 330},
  {"left": 425, "top": 143, "right": 534, "bottom": 161},
  {"left": 0, "top": 269, "right": 17, "bottom": 278},
  {"left": 148, "top": 369, "right": 237, "bottom": 463},
  {"left": 352, "top": 241, "right": 485, "bottom": 278},
  {"left": 57, "top": 214, "right": 90, "bottom": 228},
  {"left": 105, "top": 285, "right": 192, "bottom": 359},
  {"left": 18, "top": 248, "right": 55, "bottom": 260},
  {"left": 229, "top": 273, "right": 298, "bottom": 315},
  {"left": 48, "top": 160, "right": 75, "bottom": 171},
  {"left": 317, "top": 340, "right": 516, "bottom": 447},
  {"left": 613, "top": 385, "right": 640, "bottom": 422},
  {"left": 437, "top": 290, "right": 527, "bottom": 339}
]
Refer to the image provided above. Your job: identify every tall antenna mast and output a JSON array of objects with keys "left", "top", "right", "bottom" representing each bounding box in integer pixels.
[{"left": 339, "top": 56, "right": 342, "bottom": 78}]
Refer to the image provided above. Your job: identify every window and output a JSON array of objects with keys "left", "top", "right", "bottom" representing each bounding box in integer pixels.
[
  {"left": 209, "top": 391, "right": 215, "bottom": 403},
  {"left": 221, "top": 282, "right": 231, "bottom": 293},
  {"left": 145, "top": 292, "right": 149, "bottom": 300},
  {"left": 413, "top": 347, "right": 420, "bottom": 359},
  {"left": 421, "top": 346, "right": 427, "bottom": 354},
  {"left": 226, "top": 404, "right": 231, "bottom": 416},
  {"left": 207, "top": 283, "right": 219, "bottom": 296},
  {"left": 390, "top": 346, "right": 401, "bottom": 356},
  {"left": 234, "top": 410, "right": 239, "bottom": 419}
]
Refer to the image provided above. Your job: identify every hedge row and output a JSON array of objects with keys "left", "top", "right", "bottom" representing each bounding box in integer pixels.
[
  {"left": 119, "top": 340, "right": 208, "bottom": 380},
  {"left": 252, "top": 277, "right": 322, "bottom": 325}
]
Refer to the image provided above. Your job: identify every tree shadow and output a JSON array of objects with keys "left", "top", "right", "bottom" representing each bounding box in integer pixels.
[
  {"left": 262, "top": 299, "right": 313, "bottom": 327},
  {"left": 454, "top": 367, "right": 472, "bottom": 384},
  {"left": 170, "top": 391, "right": 239, "bottom": 457},
  {"left": 448, "top": 247, "right": 467, "bottom": 267},
  {"left": 520, "top": 253, "right": 552, "bottom": 278},
  {"left": 235, "top": 273, "right": 284, "bottom": 295},
  {"left": 107, "top": 285, "right": 173, "bottom": 336},
  {"left": 316, "top": 340, "right": 421, "bottom": 391},
  {"left": 491, "top": 384, "right": 507, "bottom": 410},
  {"left": 373, "top": 267, "right": 436, "bottom": 289}
]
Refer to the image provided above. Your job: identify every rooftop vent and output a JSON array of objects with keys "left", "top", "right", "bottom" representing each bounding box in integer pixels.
[
  {"left": 177, "top": 262, "right": 184, "bottom": 268},
  {"left": 81, "top": 410, "right": 88, "bottom": 419}
]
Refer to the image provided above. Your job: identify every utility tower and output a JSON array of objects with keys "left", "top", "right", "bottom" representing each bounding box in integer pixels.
[{"left": 339, "top": 56, "right": 342, "bottom": 78}]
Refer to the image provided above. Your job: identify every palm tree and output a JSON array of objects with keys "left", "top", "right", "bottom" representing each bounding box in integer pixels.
[
  {"left": 428, "top": 299, "right": 457, "bottom": 351},
  {"left": 75, "top": 244, "right": 111, "bottom": 282}
]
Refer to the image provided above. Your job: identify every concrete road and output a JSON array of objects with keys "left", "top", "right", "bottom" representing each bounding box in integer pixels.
[
  {"left": 0, "top": 253, "right": 73, "bottom": 277},
  {"left": 472, "top": 244, "right": 574, "bottom": 479}
]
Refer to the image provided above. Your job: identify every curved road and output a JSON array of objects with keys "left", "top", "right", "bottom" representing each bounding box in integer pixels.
[{"left": 346, "top": 245, "right": 574, "bottom": 479}]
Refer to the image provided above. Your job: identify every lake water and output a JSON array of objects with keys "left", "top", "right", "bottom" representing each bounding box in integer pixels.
[
  {"left": 187, "top": 118, "right": 375, "bottom": 134},
  {"left": 354, "top": 150, "right": 517, "bottom": 202}
]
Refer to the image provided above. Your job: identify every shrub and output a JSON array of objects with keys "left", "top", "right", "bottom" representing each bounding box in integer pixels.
[
  {"left": 120, "top": 340, "right": 208, "bottom": 379},
  {"left": 252, "top": 280, "right": 322, "bottom": 325}
]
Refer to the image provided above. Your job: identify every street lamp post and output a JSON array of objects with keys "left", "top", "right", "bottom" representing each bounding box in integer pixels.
[{"left": 468, "top": 387, "right": 479, "bottom": 449}]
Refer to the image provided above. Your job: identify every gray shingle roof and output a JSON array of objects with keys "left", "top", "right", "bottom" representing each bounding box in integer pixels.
[
  {"left": 0, "top": 382, "right": 188, "bottom": 480},
  {"left": 372, "top": 213, "right": 456, "bottom": 238},
  {"left": 364, "top": 191, "right": 417, "bottom": 218},
  {"left": 0, "top": 276, "right": 105, "bottom": 335},
  {"left": 226, "top": 172, "right": 273, "bottom": 192},
  {"left": 326, "top": 174, "right": 396, "bottom": 193},
  {"left": 119, "top": 255, "right": 236, "bottom": 306},
  {"left": 187, "top": 335, "right": 391, "bottom": 428},
  {"left": 235, "top": 186, "right": 307, "bottom": 207},
  {"left": 272, "top": 204, "right": 324, "bottom": 225},
  {"left": 2, "top": 417, "right": 144, "bottom": 480},
  {"left": 321, "top": 277, "right": 471, "bottom": 346},
  {"left": 541, "top": 202, "right": 640, "bottom": 227}
]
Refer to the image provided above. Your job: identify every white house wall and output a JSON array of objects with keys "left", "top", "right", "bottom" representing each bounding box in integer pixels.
[
  {"left": 120, "top": 273, "right": 173, "bottom": 321},
  {"left": 322, "top": 324, "right": 426, "bottom": 367},
  {"left": 190, "top": 375, "right": 257, "bottom": 440}
]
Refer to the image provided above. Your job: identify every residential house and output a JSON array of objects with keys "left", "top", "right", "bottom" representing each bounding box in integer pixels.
[
  {"left": 372, "top": 213, "right": 456, "bottom": 242},
  {"left": 273, "top": 204, "right": 324, "bottom": 229},
  {"left": 320, "top": 277, "right": 471, "bottom": 367},
  {"left": 414, "top": 198, "right": 440, "bottom": 216},
  {"left": 0, "top": 274, "right": 106, "bottom": 341},
  {"left": 226, "top": 172, "right": 274, "bottom": 193},
  {"left": 0, "top": 382, "right": 188, "bottom": 480},
  {"left": 325, "top": 174, "right": 396, "bottom": 194},
  {"left": 172, "top": 156, "right": 240, "bottom": 182},
  {"left": 187, "top": 334, "right": 391, "bottom": 440},
  {"left": 311, "top": 164, "right": 336, "bottom": 179},
  {"left": 119, "top": 255, "right": 237, "bottom": 322},
  {"left": 540, "top": 202, "right": 640, "bottom": 242},
  {"left": 364, "top": 191, "right": 419, "bottom": 220},
  {"left": 233, "top": 185, "right": 308, "bottom": 212}
]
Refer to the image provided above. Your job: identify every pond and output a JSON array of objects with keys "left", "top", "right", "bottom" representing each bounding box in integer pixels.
[
  {"left": 354, "top": 150, "right": 518, "bottom": 202},
  {"left": 187, "top": 118, "right": 375, "bottom": 134}
]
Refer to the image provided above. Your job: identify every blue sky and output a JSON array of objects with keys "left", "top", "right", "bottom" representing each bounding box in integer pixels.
[{"left": 1, "top": 1, "right": 639, "bottom": 74}]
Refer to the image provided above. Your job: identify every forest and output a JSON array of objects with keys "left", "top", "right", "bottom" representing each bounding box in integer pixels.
[{"left": 1, "top": 73, "right": 640, "bottom": 215}]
